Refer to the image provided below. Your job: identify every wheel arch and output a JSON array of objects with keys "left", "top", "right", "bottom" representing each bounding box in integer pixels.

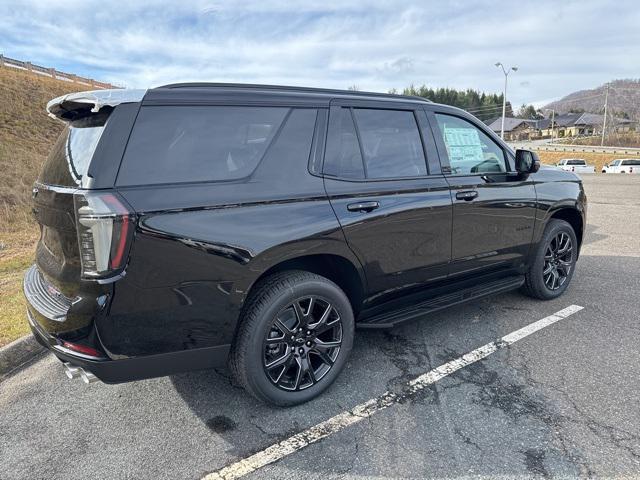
[
  {"left": 548, "top": 207, "right": 584, "bottom": 251},
  {"left": 244, "top": 253, "right": 366, "bottom": 317}
]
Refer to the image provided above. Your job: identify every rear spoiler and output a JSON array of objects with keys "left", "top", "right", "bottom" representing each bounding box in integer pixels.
[{"left": 46, "top": 89, "right": 147, "bottom": 122}]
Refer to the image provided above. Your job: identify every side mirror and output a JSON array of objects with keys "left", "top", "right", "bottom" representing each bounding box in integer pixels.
[{"left": 515, "top": 149, "right": 540, "bottom": 175}]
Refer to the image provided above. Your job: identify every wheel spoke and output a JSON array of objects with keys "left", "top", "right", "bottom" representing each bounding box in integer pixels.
[
  {"left": 292, "top": 301, "right": 307, "bottom": 326},
  {"left": 544, "top": 273, "right": 553, "bottom": 288},
  {"left": 292, "top": 356, "right": 303, "bottom": 390},
  {"left": 315, "top": 338, "right": 341, "bottom": 351},
  {"left": 543, "top": 263, "right": 554, "bottom": 275},
  {"left": 265, "top": 349, "right": 292, "bottom": 369},
  {"left": 557, "top": 235, "right": 571, "bottom": 254},
  {"left": 274, "top": 318, "right": 294, "bottom": 336},
  {"left": 311, "top": 347, "right": 334, "bottom": 367},
  {"left": 308, "top": 302, "right": 331, "bottom": 329},
  {"left": 300, "top": 355, "right": 316, "bottom": 385}
]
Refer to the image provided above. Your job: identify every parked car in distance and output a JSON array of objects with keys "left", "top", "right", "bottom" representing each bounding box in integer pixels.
[
  {"left": 556, "top": 158, "right": 596, "bottom": 174},
  {"left": 25, "top": 84, "right": 586, "bottom": 405},
  {"left": 601, "top": 158, "right": 640, "bottom": 174}
]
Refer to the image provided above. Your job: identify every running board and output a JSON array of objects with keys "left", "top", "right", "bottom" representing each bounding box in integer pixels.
[{"left": 357, "top": 275, "right": 524, "bottom": 329}]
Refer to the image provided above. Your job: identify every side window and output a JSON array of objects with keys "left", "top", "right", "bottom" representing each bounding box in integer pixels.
[
  {"left": 323, "top": 108, "right": 365, "bottom": 179},
  {"left": 435, "top": 114, "right": 507, "bottom": 175},
  {"left": 352, "top": 109, "right": 427, "bottom": 179},
  {"left": 117, "top": 106, "right": 288, "bottom": 186}
]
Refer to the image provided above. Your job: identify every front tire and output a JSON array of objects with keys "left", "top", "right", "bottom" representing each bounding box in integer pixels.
[
  {"left": 230, "top": 271, "right": 354, "bottom": 406},
  {"left": 522, "top": 219, "right": 577, "bottom": 300}
]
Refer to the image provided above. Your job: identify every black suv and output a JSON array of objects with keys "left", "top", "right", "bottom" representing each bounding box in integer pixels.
[{"left": 25, "top": 84, "right": 586, "bottom": 405}]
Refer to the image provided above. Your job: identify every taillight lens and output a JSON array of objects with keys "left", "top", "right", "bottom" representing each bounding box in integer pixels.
[{"left": 74, "top": 192, "right": 135, "bottom": 280}]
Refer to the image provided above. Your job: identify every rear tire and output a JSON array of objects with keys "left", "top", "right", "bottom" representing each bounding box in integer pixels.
[
  {"left": 522, "top": 219, "right": 577, "bottom": 300},
  {"left": 229, "top": 271, "right": 354, "bottom": 406}
]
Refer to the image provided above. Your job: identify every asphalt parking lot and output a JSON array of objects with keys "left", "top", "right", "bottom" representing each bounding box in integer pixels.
[{"left": 1, "top": 175, "right": 639, "bottom": 479}]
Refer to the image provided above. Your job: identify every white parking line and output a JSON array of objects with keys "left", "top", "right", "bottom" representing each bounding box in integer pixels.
[{"left": 203, "top": 304, "right": 584, "bottom": 480}]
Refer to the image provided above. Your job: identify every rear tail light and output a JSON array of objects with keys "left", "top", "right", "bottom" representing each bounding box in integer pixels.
[
  {"left": 62, "top": 341, "right": 105, "bottom": 358},
  {"left": 74, "top": 191, "right": 135, "bottom": 281}
]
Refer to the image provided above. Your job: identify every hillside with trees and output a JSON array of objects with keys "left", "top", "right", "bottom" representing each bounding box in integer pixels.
[
  {"left": 394, "top": 85, "right": 513, "bottom": 122},
  {"left": 544, "top": 79, "right": 640, "bottom": 121}
]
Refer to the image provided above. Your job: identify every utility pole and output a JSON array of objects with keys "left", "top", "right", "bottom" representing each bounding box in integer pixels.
[
  {"left": 495, "top": 62, "right": 518, "bottom": 139},
  {"left": 601, "top": 83, "right": 609, "bottom": 146},
  {"left": 550, "top": 109, "right": 555, "bottom": 144}
]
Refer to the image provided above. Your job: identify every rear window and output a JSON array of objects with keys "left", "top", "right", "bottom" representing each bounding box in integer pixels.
[
  {"left": 353, "top": 109, "right": 427, "bottom": 178},
  {"left": 38, "top": 110, "right": 110, "bottom": 187},
  {"left": 566, "top": 160, "right": 586, "bottom": 165},
  {"left": 117, "top": 106, "right": 288, "bottom": 186}
]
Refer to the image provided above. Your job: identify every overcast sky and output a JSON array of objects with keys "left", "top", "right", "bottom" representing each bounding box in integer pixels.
[{"left": 1, "top": 0, "right": 638, "bottom": 108}]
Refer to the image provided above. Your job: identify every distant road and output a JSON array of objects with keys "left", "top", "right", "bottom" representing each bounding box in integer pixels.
[{"left": 509, "top": 141, "right": 640, "bottom": 155}]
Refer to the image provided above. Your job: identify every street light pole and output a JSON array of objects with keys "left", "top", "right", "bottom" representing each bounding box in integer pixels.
[
  {"left": 495, "top": 62, "right": 518, "bottom": 139},
  {"left": 601, "top": 83, "right": 609, "bottom": 147}
]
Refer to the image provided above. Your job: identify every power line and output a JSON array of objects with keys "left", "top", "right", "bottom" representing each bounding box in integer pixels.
[
  {"left": 547, "top": 92, "right": 605, "bottom": 104},
  {"left": 465, "top": 107, "right": 502, "bottom": 115},
  {"left": 465, "top": 105, "right": 506, "bottom": 113},
  {"left": 464, "top": 104, "right": 506, "bottom": 113}
]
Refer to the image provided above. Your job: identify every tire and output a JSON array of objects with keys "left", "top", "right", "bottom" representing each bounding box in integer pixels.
[
  {"left": 229, "top": 270, "right": 354, "bottom": 406},
  {"left": 522, "top": 219, "right": 578, "bottom": 300}
]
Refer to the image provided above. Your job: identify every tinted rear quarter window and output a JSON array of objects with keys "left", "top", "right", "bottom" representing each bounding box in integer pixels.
[
  {"left": 117, "top": 106, "right": 288, "bottom": 186},
  {"left": 323, "top": 108, "right": 365, "bottom": 179},
  {"left": 39, "top": 109, "right": 111, "bottom": 187},
  {"left": 353, "top": 109, "right": 426, "bottom": 179}
]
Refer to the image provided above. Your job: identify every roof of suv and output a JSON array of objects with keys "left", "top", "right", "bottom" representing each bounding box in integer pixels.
[{"left": 146, "top": 82, "right": 432, "bottom": 106}]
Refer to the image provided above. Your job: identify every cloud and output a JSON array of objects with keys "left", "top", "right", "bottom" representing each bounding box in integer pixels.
[{"left": 1, "top": 0, "right": 639, "bottom": 106}]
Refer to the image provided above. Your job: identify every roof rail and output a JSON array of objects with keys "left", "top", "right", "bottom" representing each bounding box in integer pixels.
[{"left": 156, "top": 82, "right": 432, "bottom": 103}]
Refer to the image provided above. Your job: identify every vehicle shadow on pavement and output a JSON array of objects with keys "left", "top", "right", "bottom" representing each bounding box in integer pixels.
[
  {"left": 167, "top": 255, "right": 640, "bottom": 478},
  {"left": 166, "top": 281, "right": 600, "bottom": 478},
  {"left": 582, "top": 222, "right": 608, "bottom": 246}
]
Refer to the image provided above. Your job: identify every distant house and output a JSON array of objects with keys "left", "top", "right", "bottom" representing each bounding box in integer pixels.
[
  {"left": 487, "top": 117, "right": 538, "bottom": 141},
  {"left": 489, "top": 112, "right": 637, "bottom": 141},
  {"left": 536, "top": 112, "right": 636, "bottom": 139}
]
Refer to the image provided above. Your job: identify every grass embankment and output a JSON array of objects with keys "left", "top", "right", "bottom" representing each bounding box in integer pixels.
[{"left": 0, "top": 66, "right": 84, "bottom": 346}]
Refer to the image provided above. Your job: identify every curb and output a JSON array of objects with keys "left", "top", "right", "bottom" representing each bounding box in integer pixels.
[{"left": 0, "top": 334, "right": 46, "bottom": 379}]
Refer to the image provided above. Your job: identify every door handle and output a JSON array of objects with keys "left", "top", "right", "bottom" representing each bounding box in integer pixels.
[
  {"left": 347, "top": 201, "right": 380, "bottom": 213},
  {"left": 455, "top": 190, "right": 478, "bottom": 201}
]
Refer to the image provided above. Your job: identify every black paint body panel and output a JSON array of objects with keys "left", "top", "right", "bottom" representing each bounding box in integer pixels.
[{"left": 24, "top": 85, "right": 587, "bottom": 382}]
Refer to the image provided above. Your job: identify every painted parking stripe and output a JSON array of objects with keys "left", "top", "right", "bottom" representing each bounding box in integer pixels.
[{"left": 203, "top": 304, "right": 584, "bottom": 480}]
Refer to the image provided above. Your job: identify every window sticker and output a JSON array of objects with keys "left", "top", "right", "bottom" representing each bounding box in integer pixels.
[{"left": 443, "top": 127, "right": 484, "bottom": 163}]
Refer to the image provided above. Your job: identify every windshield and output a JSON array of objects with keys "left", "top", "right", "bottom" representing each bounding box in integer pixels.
[{"left": 38, "top": 109, "right": 111, "bottom": 187}]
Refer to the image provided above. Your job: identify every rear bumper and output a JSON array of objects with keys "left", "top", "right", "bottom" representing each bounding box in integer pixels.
[
  {"left": 27, "top": 308, "right": 230, "bottom": 383},
  {"left": 24, "top": 264, "right": 231, "bottom": 383}
]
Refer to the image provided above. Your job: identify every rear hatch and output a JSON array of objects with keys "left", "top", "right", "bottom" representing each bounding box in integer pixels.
[
  {"left": 26, "top": 90, "right": 143, "bottom": 342},
  {"left": 34, "top": 111, "right": 110, "bottom": 292}
]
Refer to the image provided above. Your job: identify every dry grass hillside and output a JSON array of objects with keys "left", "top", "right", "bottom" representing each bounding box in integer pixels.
[
  {"left": 0, "top": 66, "right": 87, "bottom": 346},
  {"left": 0, "top": 66, "right": 86, "bottom": 207}
]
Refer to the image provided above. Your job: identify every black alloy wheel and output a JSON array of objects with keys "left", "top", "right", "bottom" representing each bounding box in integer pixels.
[
  {"left": 521, "top": 219, "right": 577, "bottom": 300},
  {"left": 263, "top": 296, "right": 342, "bottom": 391},
  {"left": 543, "top": 232, "right": 573, "bottom": 290}
]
